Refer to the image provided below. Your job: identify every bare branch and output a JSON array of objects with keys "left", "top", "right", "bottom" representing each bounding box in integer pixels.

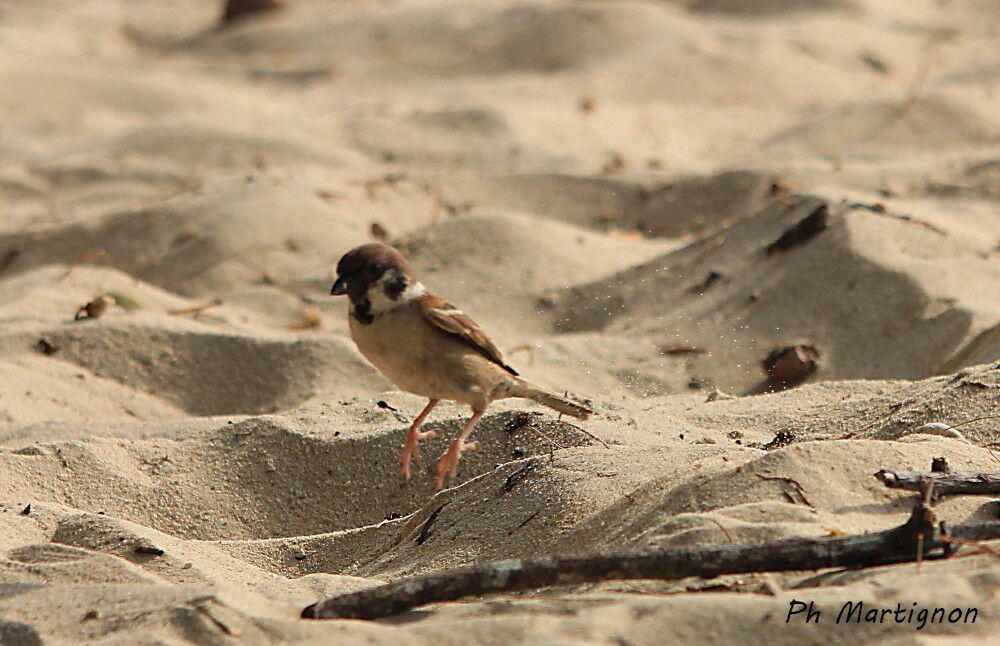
[
  {"left": 302, "top": 505, "right": 1000, "bottom": 620},
  {"left": 875, "top": 469, "right": 1000, "bottom": 498}
]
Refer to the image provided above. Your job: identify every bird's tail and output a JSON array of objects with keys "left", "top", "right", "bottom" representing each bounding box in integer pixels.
[{"left": 503, "top": 378, "right": 592, "bottom": 420}]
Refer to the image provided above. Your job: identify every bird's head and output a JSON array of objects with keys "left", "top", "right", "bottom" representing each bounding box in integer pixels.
[{"left": 331, "top": 243, "right": 423, "bottom": 313}]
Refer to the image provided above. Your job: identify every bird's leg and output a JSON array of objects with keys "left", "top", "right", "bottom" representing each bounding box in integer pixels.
[
  {"left": 434, "top": 409, "right": 483, "bottom": 489},
  {"left": 400, "top": 399, "right": 439, "bottom": 480}
]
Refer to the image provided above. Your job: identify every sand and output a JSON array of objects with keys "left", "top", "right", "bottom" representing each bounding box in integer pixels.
[{"left": 1, "top": 0, "right": 999, "bottom": 643}]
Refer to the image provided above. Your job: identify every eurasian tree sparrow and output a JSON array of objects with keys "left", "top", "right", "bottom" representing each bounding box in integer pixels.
[{"left": 331, "top": 243, "right": 592, "bottom": 488}]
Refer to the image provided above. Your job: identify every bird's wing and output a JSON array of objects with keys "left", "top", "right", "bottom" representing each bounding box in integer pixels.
[{"left": 419, "top": 294, "right": 518, "bottom": 376}]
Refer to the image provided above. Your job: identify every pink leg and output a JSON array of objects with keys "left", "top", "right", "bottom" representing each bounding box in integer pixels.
[
  {"left": 434, "top": 409, "right": 483, "bottom": 489},
  {"left": 400, "top": 399, "right": 439, "bottom": 480}
]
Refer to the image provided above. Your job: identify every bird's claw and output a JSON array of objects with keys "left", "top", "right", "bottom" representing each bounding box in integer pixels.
[
  {"left": 400, "top": 428, "right": 439, "bottom": 480},
  {"left": 433, "top": 440, "right": 479, "bottom": 489}
]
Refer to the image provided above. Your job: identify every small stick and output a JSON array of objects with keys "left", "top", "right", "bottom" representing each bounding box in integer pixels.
[
  {"left": 921, "top": 477, "right": 935, "bottom": 506},
  {"left": 916, "top": 478, "right": 936, "bottom": 569},
  {"left": 756, "top": 474, "right": 813, "bottom": 507},
  {"left": 875, "top": 469, "right": 1000, "bottom": 499},
  {"left": 168, "top": 300, "right": 222, "bottom": 316},
  {"left": 702, "top": 516, "right": 735, "bottom": 544},
  {"left": 559, "top": 421, "right": 610, "bottom": 450},
  {"left": 303, "top": 504, "right": 976, "bottom": 620},
  {"left": 848, "top": 202, "right": 947, "bottom": 236},
  {"left": 524, "top": 425, "right": 562, "bottom": 461},
  {"left": 552, "top": 388, "right": 608, "bottom": 449},
  {"left": 861, "top": 31, "right": 944, "bottom": 145},
  {"left": 939, "top": 535, "right": 1000, "bottom": 561}
]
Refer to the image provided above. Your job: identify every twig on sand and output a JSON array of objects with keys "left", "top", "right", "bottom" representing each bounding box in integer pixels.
[
  {"left": 876, "top": 469, "right": 1000, "bottom": 500},
  {"left": 847, "top": 201, "right": 947, "bottom": 236},
  {"left": 863, "top": 30, "right": 951, "bottom": 142},
  {"left": 302, "top": 503, "right": 1000, "bottom": 620},
  {"left": 168, "top": 299, "right": 223, "bottom": 316},
  {"left": 525, "top": 425, "right": 561, "bottom": 461},
  {"left": 756, "top": 474, "right": 813, "bottom": 507},
  {"left": 560, "top": 421, "right": 609, "bottom": 450},
  {"left": 701, "top": 516, "right": 735, "bottom": 544},
  {"left": 939, "top": 535, "right": 1000, "bottom": 561}
]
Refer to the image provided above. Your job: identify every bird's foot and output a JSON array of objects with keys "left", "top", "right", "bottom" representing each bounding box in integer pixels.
[
  {"left": 400, "top": 428, "right": 438, "bottom": 480},
  {"left": 433, "top": 439, "right": 479, "bottom": 489}
]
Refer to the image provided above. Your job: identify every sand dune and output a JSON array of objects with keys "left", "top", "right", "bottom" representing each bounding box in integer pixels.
[{"left": 1, "top": 0, "right": 999, "bottom": 644}]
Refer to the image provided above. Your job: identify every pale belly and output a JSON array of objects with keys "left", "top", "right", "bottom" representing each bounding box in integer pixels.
[{"left": 348, "top": 306, "right": 498, "bottom": 406}]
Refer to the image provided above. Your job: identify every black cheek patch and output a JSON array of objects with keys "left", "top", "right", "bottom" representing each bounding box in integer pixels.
[
  {"left": 351, "top": 297, "right": 374, "bottom": 325},
  {"left": 384, "top": 274, "right": 407, "bottom": 300}
]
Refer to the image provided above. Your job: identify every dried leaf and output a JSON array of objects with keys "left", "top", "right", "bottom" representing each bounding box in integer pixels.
[
  {"left": 289, "top": 306, "right": 323, "bottom": 330},
  {"left": 74, "top": 295, "right": 115, "bottom": 321}
]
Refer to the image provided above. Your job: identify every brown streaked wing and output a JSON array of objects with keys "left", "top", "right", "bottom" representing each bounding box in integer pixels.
[{"left": 419, "top": 295, "right": 518, "bottom": 376}]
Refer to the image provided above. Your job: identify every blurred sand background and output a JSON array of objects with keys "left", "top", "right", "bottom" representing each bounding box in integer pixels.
[{"left": 1, "top": 0, "right": 1000, "bottom": 643}]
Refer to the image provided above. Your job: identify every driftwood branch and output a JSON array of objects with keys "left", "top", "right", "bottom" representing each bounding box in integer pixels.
[
  {"left": 875, "top": 469, "right": 1000, "bottom": 498},
  {"left": 302, "top": 506, "right": 1000, "bottom": 620}
]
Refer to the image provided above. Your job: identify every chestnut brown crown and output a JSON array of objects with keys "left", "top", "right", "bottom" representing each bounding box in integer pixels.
[{"left": 331, "top": 243, "right": 416, "bottom": 297}]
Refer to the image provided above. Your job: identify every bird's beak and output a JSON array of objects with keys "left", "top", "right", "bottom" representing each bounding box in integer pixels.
[{"left": 330, "top": 275, "right": 350, "bottom": 296}]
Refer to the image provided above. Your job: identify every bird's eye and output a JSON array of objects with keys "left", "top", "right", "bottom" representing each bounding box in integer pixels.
[{"left": 369, "top": 264, "right": 384, "bottom": 277}]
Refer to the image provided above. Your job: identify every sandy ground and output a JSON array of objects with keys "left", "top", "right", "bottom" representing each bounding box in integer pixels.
[{"left": 1, "top": 0, "right": 999, "bottom": 643}]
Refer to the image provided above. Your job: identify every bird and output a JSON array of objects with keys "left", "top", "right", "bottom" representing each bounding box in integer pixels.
[{"left": 331, "top": 243, "right": 592, "bottom": 489}]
